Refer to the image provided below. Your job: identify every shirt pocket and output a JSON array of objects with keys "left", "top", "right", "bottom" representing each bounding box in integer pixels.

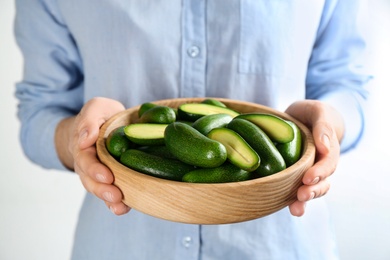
[{"left": 239, "top": 0, "right": 293, "bottom": 76}]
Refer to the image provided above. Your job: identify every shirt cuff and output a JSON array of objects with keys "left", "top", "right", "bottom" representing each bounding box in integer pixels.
[
  {"left": 20, "top": 108, "right": 73, "bottom": 171},
  {"left": 319, "top": 91, "right": 365, "bottom": 153}
]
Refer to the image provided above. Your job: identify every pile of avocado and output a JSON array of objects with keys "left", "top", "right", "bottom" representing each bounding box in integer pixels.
[{"left": 105, "top": 99, "right": 302, "bottom": 183}]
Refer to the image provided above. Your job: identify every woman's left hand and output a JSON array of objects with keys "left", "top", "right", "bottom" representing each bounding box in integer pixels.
[{"left": 285, "top": 100, "right": 345, "bottom": 217}]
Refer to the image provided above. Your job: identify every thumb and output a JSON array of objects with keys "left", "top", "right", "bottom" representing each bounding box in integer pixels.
[
  {"left": 77, "top": 97, "right": 125, "bottom": 149},
  {"left": 312, "top": 120, "right": 337, "bottom": 157}
]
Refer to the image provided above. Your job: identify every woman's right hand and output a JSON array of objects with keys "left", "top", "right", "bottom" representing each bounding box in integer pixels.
[{"left": 55, "top": 97, "right": 131, "bottom": 215}]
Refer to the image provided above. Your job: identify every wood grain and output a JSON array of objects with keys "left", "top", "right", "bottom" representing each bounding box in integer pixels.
[{"left": 96, "top": 97, "right": 316, "bottom": 224}]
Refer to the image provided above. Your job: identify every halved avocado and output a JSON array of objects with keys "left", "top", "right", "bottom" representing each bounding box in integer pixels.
[
  {"left": 124, "top": 123, "right": 168, "bottom": 145},
  {"left": 236, "top": 113, "right": 294, "bottom": 143},
  {"left": 207, "top": 127, "right": 260, "bottom": 172},
  {"left": 178, "top": 103, "right": 239, "bottom": 121}
]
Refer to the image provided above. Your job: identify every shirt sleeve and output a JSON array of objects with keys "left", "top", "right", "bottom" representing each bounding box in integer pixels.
[
  {"left": 14, "top": 0, "right": 84, "bottom": 170},
  {"left": 306, "top": 0, "right": 372, "bottom": 153}
]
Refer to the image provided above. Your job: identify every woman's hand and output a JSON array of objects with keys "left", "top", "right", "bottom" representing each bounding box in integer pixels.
[
  {"left": 55, "top": 97, "right": 131, "bottom": 215},
  {"left": 285, "top": 100, "right": 345, "bottom": 217}
]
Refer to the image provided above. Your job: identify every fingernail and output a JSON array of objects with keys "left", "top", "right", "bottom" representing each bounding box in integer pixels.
[
  {"left": 103, "top": 192, "right": 114, "bottom": 202},
  {"left": 311, "top": 176, "right": 320, "bottom": 185},
  {"left": 309, "top": 192, "right": 315, "bottom": 200},
  {"left": 109, "top": 206, "right": 116, "bottom": 214},
  {"left": 96, "top": 173, "right": 106, "bottom": 183},
  {"left": 321, "top": 134, "right": 330, "bottom": 151},
  {"left": 78, "top": 129, "right": 88, "bottom": 144}
]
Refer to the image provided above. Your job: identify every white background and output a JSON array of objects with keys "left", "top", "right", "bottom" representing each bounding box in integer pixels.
[{"left": 1, "top": 1, "right": 389, "bottom": 259}]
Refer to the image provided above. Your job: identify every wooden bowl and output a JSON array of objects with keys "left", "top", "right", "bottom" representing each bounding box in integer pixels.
[{"left": 96, "top": 98, "right": 315, "bottom": 224}]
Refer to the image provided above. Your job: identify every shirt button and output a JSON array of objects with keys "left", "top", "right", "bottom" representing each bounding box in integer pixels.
[
  {"left": 182, "top": 236, "right": 192, "bottom": 248},
  {"left": 187, "top": 46, "right": 200, "bottom": 58}
]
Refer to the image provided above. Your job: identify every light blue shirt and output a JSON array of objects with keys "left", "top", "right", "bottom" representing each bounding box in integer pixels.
[{"left": 14, "top": 0, "right": 370, "bottom": 259}]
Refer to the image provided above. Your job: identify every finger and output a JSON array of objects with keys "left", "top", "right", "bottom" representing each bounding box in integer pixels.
[
  {"left": 76, "top": 167, "right": 123, "bottom": 205},
  {"left": 73, "top": 146, "right": 114, "bottom": 185},
  {"left": 302, "top": 118, "right": 340, "bottom": 185},
  {"left": 297, "top": 178, "right": 331, "bottom": 202},
  {"left": 105, "top": 201, "right": 131, "bottom": 216},
  {"left": 301, "top": 152, "right": 337, "bottom": 185},
  {"left": 77, "top": 97, "right": 125, "bottom": 149},
  {"left": 311, "top": 119, "right": 336, "bottom": 155},
  {"left": 74, "top": 147, "right": 123, "bottom": 204},
  {"left": 83, "top": 178, "right": 124, "bottom": 204},
  {"left": 302, "top": 147, "right": 337, "bottom": 184},
  {"left": 289, "top": 200, "right": 306, "bottom": 217}
]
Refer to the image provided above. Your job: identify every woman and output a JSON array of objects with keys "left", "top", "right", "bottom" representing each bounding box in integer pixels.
[{"left": 14, "top": 0, "right": 370, "bottom": 259}]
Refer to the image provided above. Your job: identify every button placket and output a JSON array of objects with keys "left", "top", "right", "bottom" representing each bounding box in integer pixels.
[{"left": 180, "top": 0, "right": 207, "bottom": 97}]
